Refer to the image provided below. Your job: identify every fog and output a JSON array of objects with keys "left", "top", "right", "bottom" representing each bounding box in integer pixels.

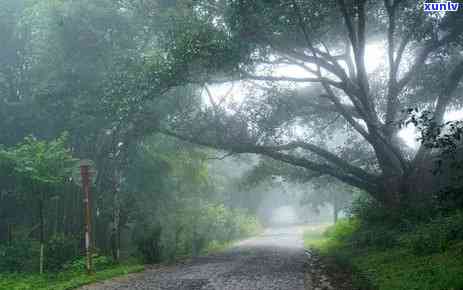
[{"left": 0, "top": 1, "right": 462, "bottom": 288}]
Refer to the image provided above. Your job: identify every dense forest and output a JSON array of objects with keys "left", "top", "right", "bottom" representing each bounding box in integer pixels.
[{"left": 1, "top": 0, "right": 462, "bottom": 289}]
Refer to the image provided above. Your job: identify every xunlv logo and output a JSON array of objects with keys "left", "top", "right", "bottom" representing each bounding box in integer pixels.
[{"left": 423, "top": 1, "right": 460, "bottom": 11}]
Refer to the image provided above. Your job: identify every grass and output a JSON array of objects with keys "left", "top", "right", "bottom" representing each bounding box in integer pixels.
[
  {"left": 303, "top": 218, "right": 463, "bottom": 290},
  {"left": 353, "top": 245, "right": 463, "bottom": 290},
  {"left": 201, "top": 225, "right": 265, "bottom": 256},
  {"left": 0, "top": 263, "right": 145, "bottom": 290},
  {"left": 303, "top": 223, "right": 347, "bottom": 254},
  {"left": 303, "top": 224, "right": 331, "bottom": 249},
  {"left": 201, "top": 240, "right": 235, "bottom": 255}
]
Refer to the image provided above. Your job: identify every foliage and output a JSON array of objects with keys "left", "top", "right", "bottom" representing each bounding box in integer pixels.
[
  {"left": 0, "top": 134, "right": 77, "bottom": 273},
  {"left": 349, "top": 194, "right": 393, "bottom": 224},
  {"left": 406, "top": 110, "right": 463, "bottom": 157},
  {"left": 63, "top": 255, "right": 116, "bottom": 272},
  {"left": 133, "top": 199, "right": 262, "bottom": 263},
  {"left": 305, "top": 212, "right": 463, "bottom": 290},
  {"left": 1, "top": 0, "right": 460, "bottom": 287},
  {"left": 0, "top": 262, "right": 144, "bottom": 290},
  {"left": 0, "top": 240, "right": 39, "bottom": 273},
  {"left": 6, "top": 133, "right": 76, "bottom": 190},
  {"left": 405, "top": 110, "right": 463, "bottom": 212},
  {"left": 0, "top": 1, "right": 266, "bottom": 284},
  {"left": 160, "top": 0, "right": 463, "bottom": 211},
  {"left": 133, "top": 223, "right": 163, "bottom": 264},
  {"left": 45, "top": 234, "right": 79, "bottom": 272},
  {"left": 399, "top": 212, "right": 463, "bottom": 255},
  {"left": 353, "top": 246, "right": 463, "bottom": 290},
  {"left": 126, "top": 134, "right": 262, "bottom": 263},
  {"left": 303, "top": 225, "right": 331, "bottom": 250},
  {"left": 174, "top": 201, "right": 261, "bottom": 259},
  {"left": 323, "top": 218, "right": 360, "bottom": 244}
]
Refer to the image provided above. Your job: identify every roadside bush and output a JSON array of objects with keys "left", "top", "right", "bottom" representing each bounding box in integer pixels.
[
  {"left": 233, "top": 209, "right": 262, "bottom": 238},
  {"left": 63, "top": 254, "right": 115, "bottom": 272},
  {"left": 348, "top": 193, "right": 422, "bottom": 249},
  {"left": 400, "top": 211, "right": 463, "bottom": 255},
  {"left": 306, "top": 212, "right": 463, "bottom": 290},
  {"left": 133, "top": 223, "right": 163, "bottom": 263},
  {"left": 349, "top": 195, "right": 402, "bottom": 225},
  {"left": 323, "top": 217, "right": 398, "bottom": 249},
  {"left": 324, "top": 218, "right": 359, "bottom": 242},
  {"left": 45, "top": 234, "right": 79, "bottom": 271},
  {"left": 132, "top": 200, "right": 262, "bottom": 263},
  {"left": 352, "top": 227, "right": 399, "bottom": 249},
  {"left": 0, "top": 240, "right": 39, "bottom": 272},
  {"left": 434, "top": 187, "right": 463, "bottom": 213}
]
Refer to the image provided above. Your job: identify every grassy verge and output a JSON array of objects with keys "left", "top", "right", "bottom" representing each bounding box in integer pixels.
[
  {"left": 200, "top": 225, "right": 265, "bottom": 256},
  {"left": 303, "top": 224, "right": 333, "bottom": 250},
  {"left": 304, "top": 218, "right": 463, "bottom": 290},
  {"left": 0, "top": 263, "right": 144, "bottom": 290}
]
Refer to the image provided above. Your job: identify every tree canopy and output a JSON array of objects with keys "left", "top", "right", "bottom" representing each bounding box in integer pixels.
[{"left": 156, "top": 0, "right": 463, "bottom": 208}]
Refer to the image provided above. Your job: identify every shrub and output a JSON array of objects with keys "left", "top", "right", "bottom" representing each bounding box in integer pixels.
[
  {"left": 132, "top": 200, "right": 262, "bottom": 262},
  {"left": 45, "top": 234, "right": 79, "bottom": 271},
  {"left": 351, "top": 227, "right": 400, "bottom": 249},
  {"left": 434, "top": 187, "right": 463, "bottom": 213},
  {"left": 63, "top": 254, "right": 115, "bottom": 272},
  {"left": 234, "top": 210, "right": 262, "bottom": 238},
  {"left": 133, "top": 223, "right": 163, "bottom": 263},
  {"left": 0, "top": 240, "right": 39, "bottom": 272},
  {"left": 400, "top": 211, "right": 463, "bottom": 255},
  {"left": 324, "top": 218, "right": 360, "bottom": 242},
  {"left": 349, "top": 194, "right": 403, "bottom": 225}
]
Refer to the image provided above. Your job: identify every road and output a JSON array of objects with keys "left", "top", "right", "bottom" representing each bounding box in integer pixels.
[{"left": 80, "top": 226, "right": 325, "bottom": 290}]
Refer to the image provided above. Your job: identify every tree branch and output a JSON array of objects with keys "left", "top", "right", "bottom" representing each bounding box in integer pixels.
[
  {"left": 263, "top": 141, "right": 378, "bottom": 182},
  {"left": 239, "top": 70, "right": 344, "bottom": 89},
  {"left": 315, "top": 66, "right": 373, "bottom": 142},
  {"left": 297, "top": 98, "right": 362, "bottom": 119},
  {"left": 384, "top": 0, "right": 400, "bottom": 135},
  {"left": 413, "top": 60, "right": 463, "bottom": 166},
  {"left": 158, "top": 128, "right": 379, "bottom": 193},
  {"left": 397, "top": 31, "right": 459, "bottom": 91},
  {"left": 337, "top": 0, "right": 377, "bottom": 124}
]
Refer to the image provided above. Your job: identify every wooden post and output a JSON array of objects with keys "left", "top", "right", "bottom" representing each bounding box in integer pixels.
[{"left": 80, "top": 164, "right": 93, "bottom": 274}]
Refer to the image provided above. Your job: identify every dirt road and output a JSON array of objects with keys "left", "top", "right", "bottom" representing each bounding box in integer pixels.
[{"left": 80, "top": 226, "right": 326, "bottom": 290}]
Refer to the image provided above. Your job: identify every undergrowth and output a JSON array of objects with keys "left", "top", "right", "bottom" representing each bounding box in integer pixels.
[
  {"left": 0, "top": 256, "right": 144, "bottom": 290},
  {"left": 304, "top": 211, "right": 463, "bottom": 290}
]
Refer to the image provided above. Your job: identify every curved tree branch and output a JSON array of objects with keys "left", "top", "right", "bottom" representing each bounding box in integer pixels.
[
  {"left": 239, "top": 70, "right": 343, "bottom": 88},
  {"left": 158, "top": 128, "right": 379, "bottom": 193},
  {"left": 262, "top": 141, "right": 378, "bottom": 182}
]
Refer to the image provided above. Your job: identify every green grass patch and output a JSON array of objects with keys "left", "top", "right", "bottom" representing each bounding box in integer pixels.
[
  {"left": 304, "top": 216, "right": 463, "bottom": 290},
  {"left": 0, "top": 263, "right": 144, "bottom": 290},
  {"left": 303, "top": 225, "right": 331, "bottom": 250},
  {"left": 201, "top": 226, "right": 265, "bottom": 256},
  {"left": 201, "top": 240, "right": 235, "bottom": 255},
  {"left": 353, "top": 246, "right": 463, "bottom": 290}
]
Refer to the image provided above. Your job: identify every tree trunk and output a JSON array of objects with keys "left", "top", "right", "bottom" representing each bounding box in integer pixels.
[
  {"left": 110, "top": 227, "right": 118, "bottom": 261},
  {"left": 111, "top": 189, "right": 120, "bottom": 262},
  {"left": 377, "top": 160, "right": 439, "bottom": 210}
]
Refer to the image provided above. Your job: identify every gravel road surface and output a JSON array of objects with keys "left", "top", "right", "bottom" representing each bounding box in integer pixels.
[{"left": 80, "top": 226, "right": 324, "bottom": 290}]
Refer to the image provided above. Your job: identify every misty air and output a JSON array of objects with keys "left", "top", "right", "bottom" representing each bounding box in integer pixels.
[{"left": 0, "top": 1, "right": 462, "bottom": 289}]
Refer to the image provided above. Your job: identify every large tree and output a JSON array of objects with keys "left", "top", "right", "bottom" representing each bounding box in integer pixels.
[{"left": 156, "top": 0, "right": 463, "bottom": 208}]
